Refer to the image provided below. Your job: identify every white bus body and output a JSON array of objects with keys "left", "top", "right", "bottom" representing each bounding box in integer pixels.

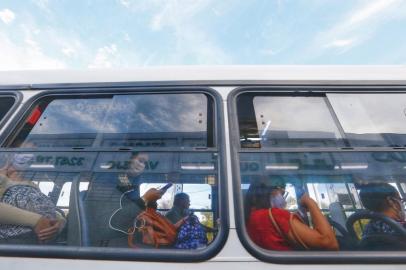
[{"left": 0, "top": 66, "right": 405, "bottom": 269}]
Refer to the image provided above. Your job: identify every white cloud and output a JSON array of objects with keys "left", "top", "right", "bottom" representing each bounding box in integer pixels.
[
  {"left": 62, "top": 47, "right": 75, "bottom": 57},
  {"left": 31, "top": 0, "right": 51, "bottom": 13},
  {"left": 88, "top": 44, "right": 119, "bottom": 68},
  {"left": 305, "top": 0, "right": 406, "bottom": 57},
  {"left": 348, "top": 0, "right": 399, "bottom": 25},
  {"left": 114, "top": 0, "right": 232, "bottom": 64},
  {"left": 124, "top": 32, "right": 131, "bottom": 42},
  {"left": 0, "top": 9, "right": 15, "bottom": 25},
  {"left": 143, "top": 0, "right": 231, "bottom": 64},
  {"left": 324, "top": 39, "right": 355, "bottom": 48},
  {"left": 0, "top": 32, "right": 65, "bottom": 70},
  {"left": 118, "top": 0, "right": 131, "bottom": 8},
  {"left": 149, "top": 0, "right": 210, "bottom": 31},
  {"left": 260, "top": 48, "right": 282, "bottom": 56}
]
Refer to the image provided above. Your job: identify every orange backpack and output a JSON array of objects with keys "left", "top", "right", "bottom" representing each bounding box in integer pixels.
[{"left": 128, "top": 207, "right": 177, "bottom": 248}]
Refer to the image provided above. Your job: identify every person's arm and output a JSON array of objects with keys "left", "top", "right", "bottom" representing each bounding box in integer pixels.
[
  {"left": 288, "top": 194, "right": 339, "bottom": 251},
  {"left": 128, "top": 187, "right": 163, "bottom": 210},
  {"left": 0, "top": 203, "right": 65, "bottom": 242},
  {"left": 0, "top": 202, "right": 41, "bottom": 227}
]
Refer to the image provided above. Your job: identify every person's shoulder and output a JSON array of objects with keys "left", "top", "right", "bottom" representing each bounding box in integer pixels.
[
  {"left": 250, "top": 208, "right": 268, "bottom": 216},
  {"left": 165, "top": 208, "right": 175, "bottom": 216}
]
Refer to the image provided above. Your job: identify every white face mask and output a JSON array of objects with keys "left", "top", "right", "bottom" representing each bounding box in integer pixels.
[
  {"left": 270, "top": 193, "right": 287, "bottom": 209},
  {"left": 128, "top": 158, "right": 146, "bottom": 177}
]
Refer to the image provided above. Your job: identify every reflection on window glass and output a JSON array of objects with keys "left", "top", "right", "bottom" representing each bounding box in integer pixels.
[
  {"left": 12, "top": 93, "right": 209, "bottom": 148},
  {"left": 34, "top": 181, "right": 55, "bottom": 197},
  {"left": 240, "top": 96, "right": 343, "bottom": 148},
  {"left": 56, "top": 181, "right": 89, "bottom": 208},
  {"left": 240, "top": 151, "right": 406, "bottom": 251},
  {"left": 328, "top": 94, "right": 406, "bottom": 147},
  {"left": 30, "top": 99, "right": 111, "bottom": 135}
]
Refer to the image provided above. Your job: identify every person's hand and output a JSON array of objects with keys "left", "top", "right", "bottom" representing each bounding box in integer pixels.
[
  {"left": 34, "top": 217, "right": 64, "bottom": 242},
  {"left": 299, "top": 193, "right": 315, "bottom": 208},
  {"left": 141, "top": 188, "right": 162, "bottom": 203}
]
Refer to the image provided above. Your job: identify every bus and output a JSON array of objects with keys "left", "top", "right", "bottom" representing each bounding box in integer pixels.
[{"left": 0, "top": 66, "right": 406, "bottom": 269}]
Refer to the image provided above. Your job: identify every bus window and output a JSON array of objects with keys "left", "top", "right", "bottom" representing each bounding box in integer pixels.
[
  {"left": 34, "top": 181, "right": 55, "bottom": 197},
  {"left": 0, "top": 91, "right": 225, "bottom": 262},
  {"left": 234, "top": 92, "right": 406, "bottom": 260},
  {"left": 56, "top": 181, "right": 89, "bottom": 208}
]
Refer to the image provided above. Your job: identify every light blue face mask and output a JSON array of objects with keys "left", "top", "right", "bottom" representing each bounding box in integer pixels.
[{"left": 270, "top": 193, "right": 287, "bottom": 209}]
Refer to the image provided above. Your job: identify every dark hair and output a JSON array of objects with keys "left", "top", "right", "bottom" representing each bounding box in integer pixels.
[
  {"left": 359, "top": 183, "right": 399, "bottom": 212},
  {"left": 244, "top": 180, "right": 273, "bottom": 220},
  {"left": 174, "top": 192, "right": 189, "bottom": 205}
]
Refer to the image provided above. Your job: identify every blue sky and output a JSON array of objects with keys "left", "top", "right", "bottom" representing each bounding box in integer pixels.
[{"left": 0, "top": 0, "right": 406, "bottom": 70}]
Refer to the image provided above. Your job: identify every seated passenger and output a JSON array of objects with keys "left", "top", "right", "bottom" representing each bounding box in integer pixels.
[
  {"left": 0, "top": 154, "right": 65, "bottom": 243},
  {"left": 359, "top": 183, "right": 406, "bottom": 239},
  {"left": 165, "top": 193, "right": 190, "bottom": 224},
  {"left": 245, "top": 180, "right": 338, "bottom": 251}
]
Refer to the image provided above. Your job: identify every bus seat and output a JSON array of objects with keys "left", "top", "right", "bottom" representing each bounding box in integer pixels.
[
  {"left": 327, "top": 202, "right": 358, "bottom": 250},
  {"left": 346, "top": 210, "right": 406, "bottom": 250},
  {"left": 328, "top": 202, "right": 347, "bottom": 237},
  {"left": 67, "top": 176, "right": 90, "bottom": 246}
]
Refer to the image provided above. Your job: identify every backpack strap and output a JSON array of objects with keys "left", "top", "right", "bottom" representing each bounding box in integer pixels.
[
  {"left": 289, "top": 213, "right": 309, "bottom": 250},
  {"left": 268, "top": 208, "right": 286, "bottom": 240}
]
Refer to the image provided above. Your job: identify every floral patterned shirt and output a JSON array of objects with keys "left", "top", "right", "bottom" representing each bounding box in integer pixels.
[{"left": 0, "top": 185, "right": 56, "bottom": 239}]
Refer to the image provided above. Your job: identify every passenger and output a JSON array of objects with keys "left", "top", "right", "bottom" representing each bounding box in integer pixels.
[
  {"left": 116, "top": 152, "right": 148, "bottom": 195},
  {"left": 163, "top": 192, "right": 208, "bottom": 249},
  {"left": 165, "top": 192, "right": 190, "bottom": 224},
  {"left": 0, "top": 153, "right": 65, "bottom": 243},
  {"left": 359, "top": 183, "right": 406, "bottom": 239},
  {"left": 245, "top": 180, "right": 339, "bottom": 251},
  {"left": 108, "top": 152, "right": 165, "bottom": 240}
]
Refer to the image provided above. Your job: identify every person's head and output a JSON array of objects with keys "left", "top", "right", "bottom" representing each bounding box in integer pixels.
[
  {"left": 359, "top": 183, "right": 405, "bottom": 221},
  {"left": 128, "top": 152, "right": 148, "bottom": 177},
  {"left": 1, "top": 153, "right": 34, "bottom": 181},
  {"left": 173, "top": 192, "right": 190, "bottom": 210},
  {"left": 245, "top": 178, "right": 287, "bottom": 218}
]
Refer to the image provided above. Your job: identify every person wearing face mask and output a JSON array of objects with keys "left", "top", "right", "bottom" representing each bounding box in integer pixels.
[
  {"left": 0, "top": 153, "right": 65, "bottom": 243},
  {"left": 359, "top": 183, "right": 406, "bottom": 239},
  {"left": 245, "top": 179, "right": 339, "bottom": 251}
]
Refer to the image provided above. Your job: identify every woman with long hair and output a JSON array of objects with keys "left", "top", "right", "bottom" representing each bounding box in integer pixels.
[{"left": 245, "top": 179, "right": 338, "bottom": 251}]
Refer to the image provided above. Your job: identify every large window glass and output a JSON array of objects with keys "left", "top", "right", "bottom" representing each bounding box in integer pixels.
[
  {"left": 328, "top": 94, "right": 406, "bottom": 147},
  {"left": 11, "top": 94, "right": 209, "bottom": 148},
  {"left": 250, "top": 96, "right": 343, "bottom": 148},
  {"left": 239, "top": 93, "right": 406, "bottom": 149},
  {"left": 0, "top": 92, "right": 223, "bottom": 261},
  {"left": 235, "top": 91, "right": 406, "bottom": 260},
  {"left": 237, "top": 96, "right": 343, "bottom": 148}
]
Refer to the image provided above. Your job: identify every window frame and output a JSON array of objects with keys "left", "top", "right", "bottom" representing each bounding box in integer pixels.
[
  {"left": 0, "top": 84, "right": 229, "bottom": 262},
  {"left": 229, "top": 85, "right": 406, "bottom": 264}
]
